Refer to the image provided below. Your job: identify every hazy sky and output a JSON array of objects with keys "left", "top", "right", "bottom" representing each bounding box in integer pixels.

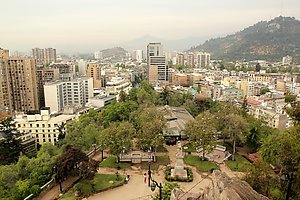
[{"left": 1, "top": 0, "right": 299, "bottom": 53}]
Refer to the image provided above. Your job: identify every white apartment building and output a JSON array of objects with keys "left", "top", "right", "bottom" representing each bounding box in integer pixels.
[
  {"left": 78, "top": 59, "right": 87, "bottom": 76},
  {"left": 14, "top": 109, "right": 76, "bottom": 145},
  {"left": 106, "top": 77, "right": 132, "bottom": 95},
  {"left": 44, "top": 77, "right": 93, "bottom": 113},
  {"left": 195, "top": 52, "right": 210, "bottom": 68}
]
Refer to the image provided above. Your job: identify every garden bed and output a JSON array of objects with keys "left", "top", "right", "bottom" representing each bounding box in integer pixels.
[
  {"left": 99, "top": 156, "right": 131, "bottom": 169},
  {"left": 141, "top": 155, "right": 170, "bottom": 170},
  {"left": 165, "top": 166, "right": 193, "bottom": 182},
  {"left": 184, "top": 155, "right": 219, "bottom": 172},
  {"left": 59, "top": 174, "right": 125, "bottom": 200}
]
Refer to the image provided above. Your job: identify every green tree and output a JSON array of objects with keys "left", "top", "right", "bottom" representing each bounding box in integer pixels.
[
  {"left": 255, "top": 63, "right": 261, "bottom": 72},
  {"left": 153, "top": 182, "right": 179, "bottom": 200},
  {"left": 223, "top": 114, "right": 249, "bottom": 160},
  {"left": 286, "top": 101, "right": 300, "bottom": 125},
  {"left": 132, "top": 107, "right": 165, "bottom": 151},
  {"left": 284, "top": 92, "right": 296, "bottom": 103},
  {"left": 260, "top": 87, "right": 270, "bottom": 95},
  {"left": 245, "top": 158, "right": 277, "bottom": 197},
  {"left": 118, "top": 90, "right": 127, "bottom": 102},
  {"left": 0, "top": 117, "right": 22, "bottom": 165},
  {"left": 98, "top": 122, "right": 135, "bottom": 160},
  {"left": 185, "top": 111, "right": 217, "bottom": 160},
  {"left": 260, "top": 128, "right": 300, "bottom": 199}
]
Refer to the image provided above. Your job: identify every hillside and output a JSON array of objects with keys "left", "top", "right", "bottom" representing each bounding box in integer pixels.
[
  {"left": 191, "top": 16, "right": 300, "bottom": 62},
  {"left": 101, "top": 47, "right": 127, "bottom": 59}
]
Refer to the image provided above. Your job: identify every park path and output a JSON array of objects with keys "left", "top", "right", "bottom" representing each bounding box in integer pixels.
[
  {"left": 164, "top": 144, "right": 212, "bottom": 195},
  {"left": 35, "top": 151, "right": 106, "bottom": 200},
  {"left": 88, "top": 171, "right": 163, "bottom": 200},
  {"left": 35, "top": 176, "right": 79, "bottom": 200}
]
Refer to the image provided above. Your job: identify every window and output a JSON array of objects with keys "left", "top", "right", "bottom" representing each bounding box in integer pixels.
[
  {"left": 48, "top": 124, "right": 51, "bottom": 127},
  {"left": 42, "top": 124, "right": 45, "bottom": 128},
  {"left": 43, "top": 139, "right": 46, "bottom": 142},
  {"left": 36, "top": 124, "right": 39, "bottom": 127},
  {"left": 30, "top": 124, "right": 32, "bottom": 127},
  {"left": 36, "top": 130, "right": 38, "bottom": 133},
  {"left": 36, "top": 134, "right": 38, "bottom": 138},
  {"left": 43, "top": 134, "right": 45, "bottom": 137},
  {"left": 48, "top": 134, "right": 51, "bottom": 137}
]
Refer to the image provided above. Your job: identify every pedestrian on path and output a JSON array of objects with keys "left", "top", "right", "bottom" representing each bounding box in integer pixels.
[{"left": 143, "top": 173, "right": 147, "bottom": 184}]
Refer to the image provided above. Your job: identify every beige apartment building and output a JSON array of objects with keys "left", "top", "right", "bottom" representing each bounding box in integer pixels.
[
  {"left": 187, "top": 53, "right": 195, "bottom": 67},
  {"left": 0, "top": 49, "right": 39, "bottom": 113},
  {"left": 176, "top": 53, "right": 184, "bottom": 66},
  {"left": 86, "top": 63, "right": 103, "bottom": 89},
  {"left": 32, "top": 47, "right": 57, "bottom": 65}
]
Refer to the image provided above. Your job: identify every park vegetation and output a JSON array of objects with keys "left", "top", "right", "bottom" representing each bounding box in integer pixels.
[{"left": 0, "top": 80, "right": 299, "bottom": 199}]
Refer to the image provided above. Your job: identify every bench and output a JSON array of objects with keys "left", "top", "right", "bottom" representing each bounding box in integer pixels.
[{"left": 215, "top": 145, "right": 226, "bottom": 152}]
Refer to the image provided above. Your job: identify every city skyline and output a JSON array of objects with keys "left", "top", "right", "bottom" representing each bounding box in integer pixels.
[{"left": 1, "top": 0, "right": 300, "bottom": 53}]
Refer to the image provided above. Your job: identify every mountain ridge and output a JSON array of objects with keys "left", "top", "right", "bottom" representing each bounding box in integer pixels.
[{"left": 191, "top": 16, "right": 300, "bottom": 62}]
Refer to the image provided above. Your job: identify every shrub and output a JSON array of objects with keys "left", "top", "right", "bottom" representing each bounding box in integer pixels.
[{"left": 164, "top": 167, "right": 193, "bottom": 182}]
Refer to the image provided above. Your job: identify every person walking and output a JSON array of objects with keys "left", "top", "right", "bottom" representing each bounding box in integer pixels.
[{"left": 143, "top": 173, "right": 147, "bottom": 184}]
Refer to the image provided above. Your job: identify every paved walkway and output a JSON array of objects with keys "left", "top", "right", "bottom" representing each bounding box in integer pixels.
[
  {"left": 35, "top": 176, "right": 79, "bottom": 200},
  {"left": 88, "top": 173, "right": 158, "bottom": 200},
  {"left": 35, "top": 151, "right": 105, "bottom": 200}
]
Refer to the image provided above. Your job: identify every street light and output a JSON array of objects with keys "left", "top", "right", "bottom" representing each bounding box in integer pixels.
[
  {"left": 53, "top": 164, "right": 63, "bottom": 193},
  {"left": 150, "top": 179, "right": 163, "bottom": 200},
  {"left": 148, "top": 160, "right": 151, "bottom": 187},
  {"left": 280, "top": 172, "right": 294, "bottom": 200},
  {"left": 148, "top": 162, "right": 163, "bottom": 200}
]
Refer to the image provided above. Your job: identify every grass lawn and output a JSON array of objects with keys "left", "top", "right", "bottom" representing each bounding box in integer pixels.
[
  {"left": 99, "top": 156, "right": 131, "bottom": 169},
  {"left": 141, "top": 155, "right": 170, "bottom": 170},
  {"left": 59, "top": 189, "right": 75, "bottom": 200},
  {"left": 92, "top": 174, "right": 124, "bottom": 191},
  {"left": 184, "top": 155, "right": 219, "bottom": 172},
  {"left": 225, "top": 154, "right": 251, "bottom": 172},
  {"left": 156, "top": 145, "right": 168, "bottom": 152},
  {"left": 182, "top": 143, "right": 196, "bottom": 152},
  {"left": 59, "top": 174, "right": 124, "bottom": 200}
]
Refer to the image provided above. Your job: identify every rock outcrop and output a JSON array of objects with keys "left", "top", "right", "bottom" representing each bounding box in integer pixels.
[{"left": 202, "top": 170, "right": 269, "bottom": 200}]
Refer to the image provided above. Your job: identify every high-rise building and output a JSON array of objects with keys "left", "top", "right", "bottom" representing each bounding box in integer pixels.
[
  {"left": 44, "top": 48, "right": 57, "bottom": 64},
  {"left": 32, "top": 48, "right": 57, "bottom": 65},
  {"left": 32, "top": 48, "right": 45, "bottom": 64},
  {"left": 0, "top": 49, "right": 39, "bottom": 113},
  {"left": 176, "top": 53, "right": 184, "bottom": 66},
  {"left": 196, "top": 52, "right": 210, "bottom": 68},
  {"left": 187, "top": 53, "right": 195, "bottom": 67},
  {"left": 94, "top": 51, "right": 103, "bottom": 60},
  {"left": 132, "top": 50, "right": 143, "bottom": 62},
  {"left": 78, "top": 59, "right": 87, "bottom": 76},
  {"left": 86, "top": 63, "right": 103, "bottom": 89},
  {"left": 147, "top": 43, "right": 168, "bottom": 84},
  {"left": 44, "top": 77, "right": 93, "bottom": 113}
]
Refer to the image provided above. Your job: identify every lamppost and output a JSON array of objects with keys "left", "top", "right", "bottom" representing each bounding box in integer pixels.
[
  {"left": 148, "top": 162, "right": 163, "bottom": 200},
  {"left": 148, "top": 160, "right": 151, "bottom": 187},
  {"left": 53, "top": 164, "right": 63, "bottom": 193},
  {"left": 150, "top": 179, "right": 163, "bottom": 200},
  {"left": 280, "top": 172, "right": 294, "bottom": 200}
]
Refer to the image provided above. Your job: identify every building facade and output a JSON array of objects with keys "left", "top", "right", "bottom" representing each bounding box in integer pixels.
[
  {"left": 44, "top": 77, "right": 93, "bottom": 113},
  {"left": 15, "top": 109, "right": 76, "bottom": 145},
  {"left": 147, "top": 43, "right": 168, "bottom": 84},
  {"left": 0, "top": 49, "right": 40, "bottom": 113}
]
